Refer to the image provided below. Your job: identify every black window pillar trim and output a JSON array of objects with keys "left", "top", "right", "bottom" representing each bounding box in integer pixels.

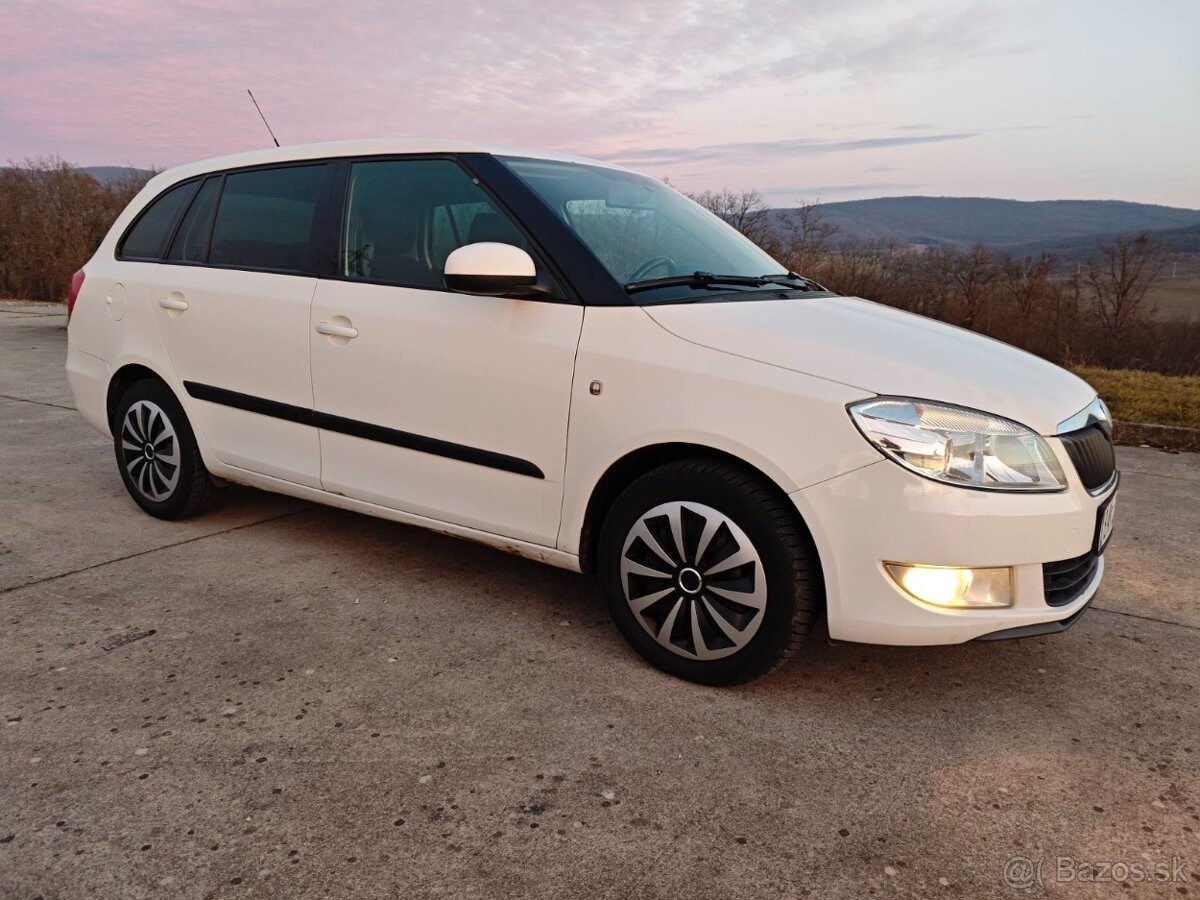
[
  {"left": 163, "top": 173, "right": 225, "bottom": 264},
  {"left": 200, "top": 174, "right": 227, "bottom": 264},
  {"left": 457, "top": 153, "right": 630, "bottom": 306},
  {"left": 157, "top": 179, "right": 201, "bottom": 260},
  {"left": 311, "top": 161, "right": 349, "bottom": 278}
]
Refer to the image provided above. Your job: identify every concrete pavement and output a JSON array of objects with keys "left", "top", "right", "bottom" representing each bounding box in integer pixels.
[{"left": 2, "top": 302, "right": 1198, "bottom": 898}]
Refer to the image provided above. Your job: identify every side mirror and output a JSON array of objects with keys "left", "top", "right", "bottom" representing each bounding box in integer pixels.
[{"left": 444, "top": 242, "right": 547, "bottom": 298}]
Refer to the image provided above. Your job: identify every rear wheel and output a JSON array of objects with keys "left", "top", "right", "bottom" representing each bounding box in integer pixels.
[
  {"left": 598, "top": 459, "right": 820, "bottom": 684},
  {"left": 113, "top": 379, "right": 218, "bottom": 519}
]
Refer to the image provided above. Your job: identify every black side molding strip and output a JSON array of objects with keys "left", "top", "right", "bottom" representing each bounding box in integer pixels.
[
  {"left": 312, "top": 409, "right": 544, "bottom": 479},
  {"left": 185, "top": 381, "right": 311, "bottom": 426},
  {"left": 182, "top": 381, "right": 544, "bottom": 479}
]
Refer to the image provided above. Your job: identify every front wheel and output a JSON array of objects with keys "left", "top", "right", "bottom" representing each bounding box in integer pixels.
[
  {"left": 113, "top": 379, "right": 218, "bottom": 520},
  {"left": 598, "top": 459, "right": 821, "bottom": 684}
]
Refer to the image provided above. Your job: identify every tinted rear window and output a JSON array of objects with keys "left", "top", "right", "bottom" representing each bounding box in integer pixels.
[
  {"left": 209, "top": 165, "right": 326, "bottom": 272},
  {"left": 119, "top": 181, "right": 197, "bottom": 260}
]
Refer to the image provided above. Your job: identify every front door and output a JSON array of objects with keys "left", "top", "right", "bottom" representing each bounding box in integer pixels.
[{"left": 310, "top": 157, "right": 583, "bottom": 545}]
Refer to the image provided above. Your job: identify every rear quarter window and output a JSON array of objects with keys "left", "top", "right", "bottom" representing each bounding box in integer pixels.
[{"left": 118, "top": 181, "right": 198, "bottom": 260}]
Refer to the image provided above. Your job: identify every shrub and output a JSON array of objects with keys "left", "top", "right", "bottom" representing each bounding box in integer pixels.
[{"left": 0, "top": 157, "right": 153, "bottom": 301}]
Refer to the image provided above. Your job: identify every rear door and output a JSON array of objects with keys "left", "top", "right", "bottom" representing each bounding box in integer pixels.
[
  {"left": 146, "top": 163, "right": 330, "bottom": 487},
  {"left": 309, "top": 157, "right": 583, "bottom": 544}
]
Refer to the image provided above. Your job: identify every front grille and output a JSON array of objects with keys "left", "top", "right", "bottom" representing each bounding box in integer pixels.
[
  {"left": 1059, "top": 425, "right": 1116, "bottom": 493},
  {"left": 1043, "top": 551, "right": 1101, "bottom": 607}
]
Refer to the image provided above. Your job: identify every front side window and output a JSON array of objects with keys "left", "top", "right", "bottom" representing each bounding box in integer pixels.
[
  {"left": 209, "top": 165, "right": 326, "bottom": 272},
  {"left": 502, "top": 157, "right": 787, "bottom": 294},
  {"left": 118, "top": 180, "right": 198, "bottom": 260},
  {"left": 341, "top": 159, "right": 528, "bottom": 289}
]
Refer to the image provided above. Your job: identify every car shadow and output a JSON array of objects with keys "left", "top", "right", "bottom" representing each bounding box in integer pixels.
[{"left": 212, "top": 484, "right": 1119, "bottom": 718}]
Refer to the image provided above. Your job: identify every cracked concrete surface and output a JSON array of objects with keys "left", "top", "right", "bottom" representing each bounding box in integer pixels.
[{"left": 1, "top": 303, "right": 1198, "bottom": 899}]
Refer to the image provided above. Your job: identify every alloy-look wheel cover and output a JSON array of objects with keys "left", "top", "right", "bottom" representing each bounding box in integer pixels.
[
  {"left": 120, "top": 400, "right": 181, "bottom": 502},
  {"left": 619, "top": 501, "right": 767, "bottom": 661}
]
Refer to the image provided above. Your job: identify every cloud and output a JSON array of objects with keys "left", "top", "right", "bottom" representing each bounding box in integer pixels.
[
  {"left": 761, "top": 182, "right": 930, "bottom": 201},
  {"left": 0, "top": 0, "right": 1011, "bottom": 165},
  {"left": 595, "top": 132, "right": 980, "bottom": 169}
]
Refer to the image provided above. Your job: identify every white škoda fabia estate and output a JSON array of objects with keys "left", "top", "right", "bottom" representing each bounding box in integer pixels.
[{"left": 66, "top": 139, "right": 1118, "bottom": 683}]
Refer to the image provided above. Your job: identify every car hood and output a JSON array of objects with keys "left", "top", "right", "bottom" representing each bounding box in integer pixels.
[{"left": 644, "top": 295, "right": 1096, "bottom": 435}]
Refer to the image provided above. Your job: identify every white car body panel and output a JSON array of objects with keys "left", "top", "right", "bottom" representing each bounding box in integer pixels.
[
  {"left": 146, "top": 264, "right": 322, "bottom": 487},
  {"left": 556, "top": 306, "right": 880, "bottom": 555},
  {"left": 309, "top": 280, "right": 583, "bottom": 544},
  {"left": 646, "top": 296, "right": 1096, "bottom": 436}
]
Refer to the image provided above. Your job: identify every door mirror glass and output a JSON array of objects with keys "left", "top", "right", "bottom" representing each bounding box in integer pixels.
[{"left": 444, "top": 242, "right": 543, "bottom": 297}]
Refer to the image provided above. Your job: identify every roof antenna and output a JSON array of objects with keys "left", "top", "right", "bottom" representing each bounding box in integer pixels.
[{"left": 246, "top": 89, "right": 280, "bottom": 147}]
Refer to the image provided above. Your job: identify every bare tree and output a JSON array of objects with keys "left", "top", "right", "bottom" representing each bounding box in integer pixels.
[
  {"left": 808, "top": 237, "right": 908, "bottom": 303},
  {"left": 1084, "top": 232, "right": 1165, "bottom": 363},
  {"left": 685, "top": 188, "right": 773, "bottom": 245},
  {"left": 771, "top": 202, "right": 839, "bottom": 276},
  {"left": 1000, "top": 252, "right": 1055, "bottom": 319},
  {"left": 946, "top": 244, "right": 999, "bottom": 331},
  {"left": 1053, "top": 269, "right": 1087, "bottom": 367},
  {"left": 914, "top": 246, "right": 959, "bottom": 321}
]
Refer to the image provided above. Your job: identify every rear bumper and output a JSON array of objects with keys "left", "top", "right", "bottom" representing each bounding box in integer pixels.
[
  {"left": 65, "top": 342, "right": 111, "bottom": 439},
  {"left": 792, "top": 459, "right": 1114, "bottom": 646}
]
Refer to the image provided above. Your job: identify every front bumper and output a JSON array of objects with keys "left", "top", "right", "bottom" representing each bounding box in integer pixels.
[
  {"left": 792, "top": 459, "right": 1115, "bottom": 645},
  {"left": 972, "top": 596, "right": 1094, "bottom": 641}
]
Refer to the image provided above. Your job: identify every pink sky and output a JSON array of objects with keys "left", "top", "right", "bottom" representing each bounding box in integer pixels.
[{"left": 3, "top": 0, "right": 1197, "bottom": 206}]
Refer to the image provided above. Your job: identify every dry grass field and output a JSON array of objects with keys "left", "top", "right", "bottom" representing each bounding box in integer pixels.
[
  {"left": 1074, "top": 366, "right": 1200, "bottom": 430},
  {"left": 1074, "top": 366, "right": 1200, "bottom": 451},
  {"left": 1147, "top": 274, "right": 1200, "bottom": 320}
]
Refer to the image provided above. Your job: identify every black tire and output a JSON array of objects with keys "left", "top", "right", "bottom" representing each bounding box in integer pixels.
[
  {"left": 598, "top": 458, "right": 821, "bottom": 685},
  {"left": 112, "top": 378, "right": 219, "bottom": 520}
]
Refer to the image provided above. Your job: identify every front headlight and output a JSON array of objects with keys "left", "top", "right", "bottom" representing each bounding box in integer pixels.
[{"left": 848, "top": 398, "right": 1067, "bottom": 492}]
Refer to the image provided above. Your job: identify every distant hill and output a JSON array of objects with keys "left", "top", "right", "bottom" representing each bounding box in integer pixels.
[
  {"left": 777, "top": 197, "right": 1200, "bottom": 251},
  {"left": 1004, "top": 220, "right": 1200, "bottom": 262},
  {"left": 1, "top": 164, "right": 153, "bottom": 185},
  {"left": 77, "top": 166, "right": 153, "bottom": 185}
]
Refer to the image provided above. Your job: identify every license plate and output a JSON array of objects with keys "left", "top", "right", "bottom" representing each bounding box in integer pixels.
[{"left": 1095, "top": 493, "right": 1117, "bottom": 554}]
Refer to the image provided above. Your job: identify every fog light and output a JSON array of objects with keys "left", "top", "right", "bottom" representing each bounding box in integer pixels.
[{"left": 884, "top": 563, "right": 1012, "bottom": 608}]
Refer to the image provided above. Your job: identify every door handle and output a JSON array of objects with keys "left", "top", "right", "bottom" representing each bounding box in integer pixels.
[
  {"left": 159, "top": 297, "right": 188, "bottom": 311},
  {"left": 316, "top": 320, "right": 359, "bottom": 339}
]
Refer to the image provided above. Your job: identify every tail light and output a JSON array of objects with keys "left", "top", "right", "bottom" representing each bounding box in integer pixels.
[{"left": 67, "top": 269, "right": 85, "bottom": 323}]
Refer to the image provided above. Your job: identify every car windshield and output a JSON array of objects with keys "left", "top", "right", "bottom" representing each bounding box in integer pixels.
[{"left": 501, "top": 157, "right": 790, "bottom": 297}]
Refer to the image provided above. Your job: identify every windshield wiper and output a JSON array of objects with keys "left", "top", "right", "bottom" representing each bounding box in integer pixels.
[
  {"left": 759, "top": 272, "right": 827, "bottom": 291},
  {"left": 624, "top": 271, "right": 770, "bottom": 293}
]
